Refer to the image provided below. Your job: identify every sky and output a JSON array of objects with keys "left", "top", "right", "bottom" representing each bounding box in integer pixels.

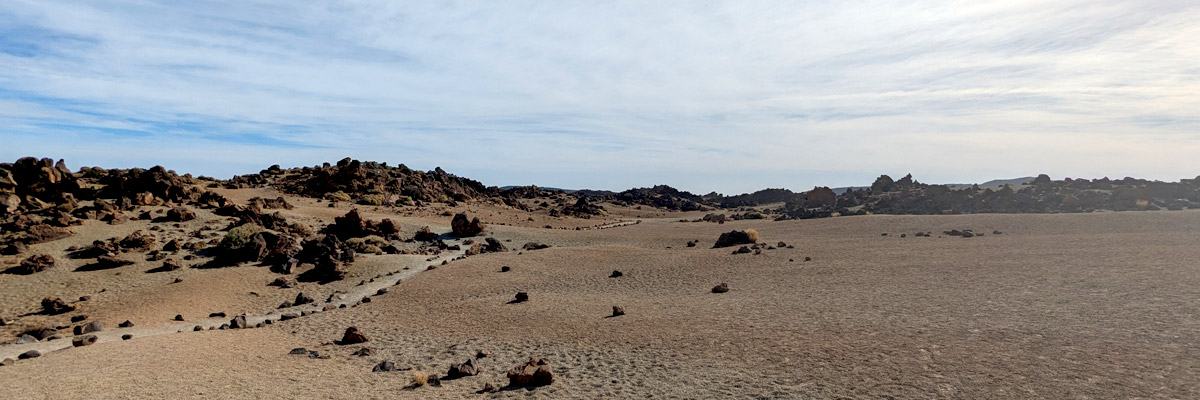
[{"left": 1, "top": 1, "right": 1198, "bottom": 195}]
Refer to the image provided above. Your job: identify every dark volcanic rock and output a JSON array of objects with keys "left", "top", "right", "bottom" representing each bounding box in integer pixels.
[
  {"left": 711, "top": 283, "right": 730, "bottom": 293},
  {"left": 451, "top": 213, "right": 484, "bottom": 237}
]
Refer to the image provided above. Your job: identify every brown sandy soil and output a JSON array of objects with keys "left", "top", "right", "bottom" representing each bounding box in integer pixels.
[{"left": 2, "top": 195, "right": 1198, "bottom": 399}]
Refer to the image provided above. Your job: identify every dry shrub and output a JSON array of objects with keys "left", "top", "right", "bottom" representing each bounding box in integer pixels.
[
  {"left": 412, "top": 371, "right": 429, "bottom": 387},
  {"left": 745, "top": 228, "right": 760, "bottom": 242},
  {"left": 326, "top": 191, "right": 351, "bottom": 202}
]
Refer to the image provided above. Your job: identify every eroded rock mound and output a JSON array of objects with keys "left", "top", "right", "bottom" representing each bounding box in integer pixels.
[
  {"left": 340, "top": 326, "right": 369, "bottom": 344},
  {"left": 12, "top": 254, "right": 55, "bottom": 275}
]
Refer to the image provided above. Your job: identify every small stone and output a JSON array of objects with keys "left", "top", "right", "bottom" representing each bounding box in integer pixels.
[
  {"left": 119, "top": 320, "right": 134, "bottom": 328},
  {"left": 500, "top": 266, "right": 510, "bottom": 272},
  {"left": 611, "top": 306, "right": 625, "bottom": 317},
  {"left": 609, "top": 270, "right": 622, "bottom": 278},
  {"left": 711, "top": 283, "right": 730, "bottom": 293},
  {"left": 373, "top": 361, "right": 396, "bottom": 372},
  {"left": 193, "top": 325, "right": 204, "bottom": 331},
  {"left": 289, "top": 347, "right": 309, "bottom": 355},
  {"left": 121, "top": 334, "right": 133, "bottom": 340},
  {"left": 174, "top": 314, "right": 184, "bottom": 321},
  {"left": 512, "top": 292, "right": 529, "bottom": 303},
  {"left": 18, "top": 350, "right": 41, "bottom": 359}
]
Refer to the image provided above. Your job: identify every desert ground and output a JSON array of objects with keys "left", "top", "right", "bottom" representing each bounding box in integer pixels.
[{"left": 2, "top": 187, "right": 1199, "bottom": 399}]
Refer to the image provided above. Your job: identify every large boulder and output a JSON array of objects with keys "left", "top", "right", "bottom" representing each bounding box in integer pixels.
[
  {"left": 166, "top": 206, "right": 196, "bottom": 222},
  {"left": 451, "top": 213, "right": 484, "bottom": 237},
  {"left": 506, "top": 358, "right": 553, "bottom": 387},
  {"left": 804, "top": 186, "right": 837, "bottom": 209}
]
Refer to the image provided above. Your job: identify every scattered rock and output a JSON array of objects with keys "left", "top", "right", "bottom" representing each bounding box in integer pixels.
[
  {"left": 475, "top": 349, "right": 492, "bottom": 359},
  {"left": 507, "top": 358, "right": 553, "bottom": 387},
  {"left": 166, "top": 206, "right": 196, "bottom": 222},
  {"left": 80, "top": 321, "right": 103, "bottom": 334},
  {"left": 17, "top": 334, "right": 37, "bottom": 344},
  {"left": 374, "top": 361, "right": 397, "bottom": 372},
  {"left": 193, "top": 325, "right": 204, "bottom": 331},
  {"left": 446, "top": 358, "right": 478, "bottom": 378},
  {"left": 512, "top": 292, "right": 529, "bottom": 303},
  {"left": 713, "top": 229, "right": 759, "bottom": 248},
  {"left": 609, "top": 270, "right": 623, "bottom": 278},
  {"left": 119, "top": 320, "right": 134, "bottom": 328},
  {"left": 72, "top": 335, "right": 98, "bottom": 347},
  {"left": 18, "top": 350, "right": 41, "bottom": 360},
  {"left": 71, "top": 315, "right": 88, "bottom": 323},
  {"left": 612, "top": 306, "right": 625, "bottom": 317},
  {"left": 289, "top": 347, "right": 309, "bottom": 355},
  {"left": 712, "top": 283, "right": 730, "bottom": 293},
  {"left": 230, "top": 315, "right": 248, "bottom": 329},
  {"left": 41, "top": 297, "right": 76, "bottom": 315},
  {"left": 732, "top": 246, "right": 752, "bottom": 255},
  {"left": 174, "top": 314, "right": 184, "bottom": 321},
  {"left": 13, "top": 254, "right": 55, "bottom": 274},
  {"left": 340, "top": 326, "right": 369, "bottom": 344},
  {"left": 121, "top": 334, "right": 133, "bottom": 340},
  {"left": 294, "top": 292, "right": 314, "bottom": 306},
  {"left": 500, "top": 266, "right": 510, "bottom": 272},
  {"left": 352, "top": 347, "right": 376, "bottom": 357},
  {"left": 482, "top": 382, "right": 498, "bottom": 393}
]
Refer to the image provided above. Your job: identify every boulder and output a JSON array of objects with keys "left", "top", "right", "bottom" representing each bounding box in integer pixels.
[
  {"left": 95, "top": 254, "right": 135, "bottom": 269},
  {"left": 28, "top": 224, "right": 73, "bottom": 243},
  {"left": 484, "top": 237, "right": 508, "bottom": 252},
  {"left": 41, "top": 297, "right": 76, "bottom": 314},
  {"left": 413, "top": 226, "right": 438, "bottom": 241},
  {"left": 612, "top": 306, "right": 625, "bottom": 317},
  {"left": 294, "top": 292, "right": 315, "bottom": 306},
  {"left": 119, "top": 230, "right": 156, "bottom": 252},
  {"left": 446, "top": 358, "right": 478, "bottom": 378},
  {"left": 373, "top": 361, "right": 397, "bottom": 372},
  {"left": 166, "top": 206, "right": 196, "bottom": 222},
  {"left": 451, "top": 213, "right": 485, "bottom": 237},
  {"left": 14, "top": 254, "right": 55, "bottom": 275},
  {"left": 512, "top": 292, "right": 529, "bottom": 303},
  {"left": 72, "top": 335, "right": 98, "bottom": 347},
  {"left": 80, "top": 321, "right": 103, "bottom": 334},
  {"left": 230, "top": 315, "right": 248, "bottom": 329},
  {"left": 522, "top": 242, "right": 550, "bottom": 251},
  {"left": 18, "top": 350, "right": 41, "bottom": 360},
  {"left": 506, "top": 358, "right": 553, "bottom": 387},
  {"left": 340, "top": 326, "right": 369, "bottom": 344}
]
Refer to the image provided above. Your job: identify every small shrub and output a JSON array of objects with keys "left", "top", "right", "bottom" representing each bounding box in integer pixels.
[
  {"left": 745, "top": 229, "right": 760, "bottom": 242},
  {"left": 326, "top": 191, "right": 351, "bottom": 202},
  {"left": 220, "top": 224, "right": 263, "bottom": 250},
  {"left": 396, "top": 196, "right": 414, "bottom": 206},
  {"left": 358, "top": 194, "right": 386, "bottom": 206}
]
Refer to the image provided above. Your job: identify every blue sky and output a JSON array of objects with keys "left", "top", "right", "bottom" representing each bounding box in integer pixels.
[{"left": 2, "top": 1, "right": 1198, "bottom": 194}]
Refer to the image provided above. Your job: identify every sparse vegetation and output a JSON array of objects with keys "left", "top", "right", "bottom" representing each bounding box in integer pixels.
[
  {"left": 358, "top": 194, "right": 386, "bottom": 206},
  {"left": 326, "top": 191, "right": 351, "bottom": 202},
  {"left": 411, "top": 371, "right": 429, "bottom": 387},
  {"left": 219, "top": 224, "right": 263, "bottom": 250}
]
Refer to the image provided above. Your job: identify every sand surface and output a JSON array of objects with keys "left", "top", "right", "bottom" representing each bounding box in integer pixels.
[{"left": 2, "top": 193, "right": 1198, "bottom": 399}]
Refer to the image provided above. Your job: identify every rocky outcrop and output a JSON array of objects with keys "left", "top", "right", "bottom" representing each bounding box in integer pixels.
[{"left": 12, "top": 254, "right": 55, "bottom": 275}]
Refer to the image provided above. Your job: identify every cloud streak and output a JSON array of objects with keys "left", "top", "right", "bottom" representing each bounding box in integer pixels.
[{"left": 1, "top": 0, "right": 1198, "bottom": 193}]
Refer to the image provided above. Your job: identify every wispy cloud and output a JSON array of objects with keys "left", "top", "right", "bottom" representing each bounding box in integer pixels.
[{"left": 1, "top": 0, "right": 1198, "bottom": 193}]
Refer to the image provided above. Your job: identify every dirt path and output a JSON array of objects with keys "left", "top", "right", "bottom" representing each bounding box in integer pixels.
[{"left": 0, "top": 240, "right": 469, "bottom": 361}]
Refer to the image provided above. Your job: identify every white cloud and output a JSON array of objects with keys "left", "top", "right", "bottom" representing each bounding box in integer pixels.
[{"left": 1, "top": 0, "right": 1197, "bottom": 193}]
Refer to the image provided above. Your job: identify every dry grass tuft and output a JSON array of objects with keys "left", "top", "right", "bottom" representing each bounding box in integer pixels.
[
  {"left": 745, "top": 228, "right": 760, "bottom": 242},
  {"left": 411, "top": 371, "right": 429, "bottom": 387}
]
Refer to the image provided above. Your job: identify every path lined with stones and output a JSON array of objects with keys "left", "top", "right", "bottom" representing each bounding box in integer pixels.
[{"left": 0, "top": 240, "right": 469, "bottom": 362}]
